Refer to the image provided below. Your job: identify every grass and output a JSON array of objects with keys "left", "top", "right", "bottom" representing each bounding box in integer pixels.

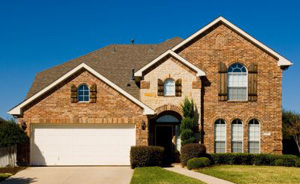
[
  {"left": 130, "top": 166, "right": 206, "bottom": 184},
  {"left": 0, "top": 167, "right": 25, "bottom": 182},
  {"left": 198, "top": 165, "right": 300, "bottom": 184}
]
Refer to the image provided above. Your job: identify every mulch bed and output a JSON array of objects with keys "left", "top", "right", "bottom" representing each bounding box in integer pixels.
[{"left": 0, "top": 167, "right": 26, "bottom": 174}]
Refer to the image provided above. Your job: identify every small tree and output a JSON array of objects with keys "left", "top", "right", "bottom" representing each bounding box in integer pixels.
[
  {"left": 180, "top": 98, "right": 196, "bottom": 146},
  {"left": 0, "top": 119, "right": 28, "bottom": 167},
  {"left": 282, "top": 110, "right": 300, "bottom": 154}
]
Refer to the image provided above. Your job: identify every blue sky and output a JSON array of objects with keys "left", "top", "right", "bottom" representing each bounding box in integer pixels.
[{"left": 0, "top": 0, "right": 299, "bottom": 119}]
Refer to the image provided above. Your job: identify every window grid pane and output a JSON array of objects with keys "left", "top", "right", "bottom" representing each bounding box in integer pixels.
[
  {"left": 249, "top": 119, "right": 260, "bottom": 153},
  {"left": 78, "top": 85, "right": 90, "bottom": 102},
  {"left": 164, "top": 79, "right": 175, "bottom": 96},
  {"left": 232, "top": 141, "right": 243, "bottom": 153},
  {"left": 214, "top": 119, "right": 226, "bottom": 153},
  {"left": 228, "top": 63, "right": 247, "bottom": 101}
]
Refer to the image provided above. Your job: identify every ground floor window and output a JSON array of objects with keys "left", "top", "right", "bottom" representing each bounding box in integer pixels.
[
  {"left": 214, "top": 119, "right": 226, "bottom": 153},
  {"left": 249, "top": 119, "right": 260, "bottom": 153},
  {"left": 231, "top": 119, "right": 243, "bottom": 153}
]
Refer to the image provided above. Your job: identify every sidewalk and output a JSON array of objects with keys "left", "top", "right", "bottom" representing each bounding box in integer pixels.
[{"left": 165, "top": 165, "right": 235, "bottom": 184}]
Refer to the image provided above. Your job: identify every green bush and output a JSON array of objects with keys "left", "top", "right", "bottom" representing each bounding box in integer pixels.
[
  {"left": 212, "top": 153, "right": 299, "bottom": 167},
  {"left": 180, "top": 98, "right": 196, "bottom": 146},
  {"left": 130, "top": 146, "right": 164, "bottom": 168},
  {"left": 295, "top": 160, "right": 300, "bottom": 167},
  {"left": 187, "top": 157, "right": 211, "bottom": 170},
  {"left": 180, "top": 143, "right": 206, "bottom": 166},
  {"left": 275, "top": 159, "right": 284, "bottom": 166}
]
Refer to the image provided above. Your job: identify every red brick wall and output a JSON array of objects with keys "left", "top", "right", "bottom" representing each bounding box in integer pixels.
[
  {"left": 178, "top": 23, "right": 283, "bottom": 154},
  {"left": 18, "top": 69, "right": 148, "bottom": 164}
]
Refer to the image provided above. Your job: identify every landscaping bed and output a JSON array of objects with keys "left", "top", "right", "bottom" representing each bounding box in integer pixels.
[
  {"left": 130, "top": 167, "right": 206, "bottom": 184},
  {"left": 0, "top": 167, "right": 26, "bottom": 182},
  {"left": 198, "top": 165, "right": 300, "bottom": 184}
]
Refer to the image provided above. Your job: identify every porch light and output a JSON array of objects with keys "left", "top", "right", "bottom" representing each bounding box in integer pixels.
[
  {"left": 141, "top": 120, "right": 146, "bottom": 130},
  {"left": 21, "top": 120, "right": 27, "bottom": 131}
]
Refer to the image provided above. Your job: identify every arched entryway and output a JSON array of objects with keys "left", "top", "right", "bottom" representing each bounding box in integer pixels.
[{"left": 149, "top": 111, "right": 182, "bottom": 163}]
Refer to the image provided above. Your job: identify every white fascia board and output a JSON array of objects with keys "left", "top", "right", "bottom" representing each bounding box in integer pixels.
[
  {"left": 8, "top": 63, "right": 154, "bottom": 116},
  {"left": 171, "top": 17, "right": 293, "bottom": 67},
  {"left": 134, "top": 50, "right": 206, "bottom": 77}
]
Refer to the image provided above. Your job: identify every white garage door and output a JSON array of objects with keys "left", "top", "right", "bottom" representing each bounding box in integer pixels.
[{"left": 31, "top": 124, "right": 136, "bottom": 166}]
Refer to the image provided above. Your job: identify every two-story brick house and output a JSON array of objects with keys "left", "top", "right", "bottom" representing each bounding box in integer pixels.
[{"left": 9, "top": 17, "right": 292, "bottom": 166}]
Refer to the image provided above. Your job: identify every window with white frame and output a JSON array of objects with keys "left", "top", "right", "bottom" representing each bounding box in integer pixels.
[
  {"left": 214, "top": 119, "right": 226, "bottom": 153},
  {"left": 231, "top": 119, "right": 243, "bottom": 153},
  {"left": 248, "top": 119, "right": 260, "bottom": 153},
  {"left": 228, "top": 63, "right": 247, "bottom": 101},
  {"left": 164, "top": 79, "right": 175, "bottom": 96},
  {"left": 78, "top": 84, "right": 90, "bottom": 102}
]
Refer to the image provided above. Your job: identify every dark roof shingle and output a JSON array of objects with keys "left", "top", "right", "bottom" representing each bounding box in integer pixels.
[{"left": 26, "top": 37, "right": 183, "bottom": 100}]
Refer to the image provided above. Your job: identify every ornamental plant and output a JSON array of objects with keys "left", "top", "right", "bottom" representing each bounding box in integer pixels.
[{"left": 180, "top": 97, "right": 196, "bottom": 146}]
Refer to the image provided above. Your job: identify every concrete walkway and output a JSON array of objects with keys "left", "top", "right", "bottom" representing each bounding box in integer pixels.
[
  {"left": 2, "top": 167, "right": 133, "bottom": 184},
  {"left": 165, "top": 165, "right": 234, "bottom": 184}
]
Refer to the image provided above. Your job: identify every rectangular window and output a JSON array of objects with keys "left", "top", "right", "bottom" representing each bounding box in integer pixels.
[
  {"left": 215, "top": 121, "right": 226, "bottom": 153},
  {"left": 249, "top": 122, "right": 260, "bottom": 153},
  {"left": 232, "top": 122, "right": 243, "bottom": 153},
  {"left": 228, "top": 72, "right": 247, "bottom": 101}
]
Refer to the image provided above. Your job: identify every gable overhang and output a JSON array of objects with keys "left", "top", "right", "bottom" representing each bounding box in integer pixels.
[
  {"left": 171, "top": 16, "right": 293, "bottom": 68},
  {"left": 9, "top": 63, "right": 155, "bottom": 116},
  {"left": 134, "top": 50, "right": 206, "bottom": 77}
]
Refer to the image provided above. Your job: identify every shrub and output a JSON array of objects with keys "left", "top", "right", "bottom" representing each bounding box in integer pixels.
[
  {"left": 187, "top": 157, "right": 211, "bottom": 170},
  {"left": 130, "top": 146, "right": 164, "bottom": 168},
  {"left": 295, "top": 160, "right": 300, "bottom": 167},
  {"left": 275, "top": 159, "right": 284, "bottom": 166},
  {"left": 180, "top": 143, "right": 206, "bottom": 166},
  {"left": 180, "top": 98, "right": 196, "bottom": 146},
  {"left": 212, "top": 153, "right": 299, "bottom": 167}
]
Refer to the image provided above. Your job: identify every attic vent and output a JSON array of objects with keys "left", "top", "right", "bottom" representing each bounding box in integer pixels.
[
  {"left": 132, "top": 68, "right": 135, "bottom": 80},
  {"left": 113, "top": 46, "right": 116, "bottom": 53}
]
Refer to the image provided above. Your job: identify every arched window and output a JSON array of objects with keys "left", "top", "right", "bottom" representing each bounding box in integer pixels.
[
  {"left": 228, "top": 63, "right": 247, "bottom": 101},
  {"left": 164, "top": 79, "right": 175, "bottom": 96},
  {"left": 231, "top": 119, "right": 243, "bottom": 153},
  {"left": 77, "top": 84, "right": 90, "bottom": 102},
  {"left": 249, "top": 119, "right": 260, "bottom": 153},
  {"left": 214, "top": 119, "right": 226, "bottom": 153}
]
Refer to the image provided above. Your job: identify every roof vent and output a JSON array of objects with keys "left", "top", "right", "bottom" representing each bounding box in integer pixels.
[
  {"left": 112, "top": 46, "right": 116, "bottom": 53},
  {"left": 131, "top": 39, "right": 135, "bottom": 45},
  {"left": 132, "top": 68, "right": 135, "bottom": 80}
]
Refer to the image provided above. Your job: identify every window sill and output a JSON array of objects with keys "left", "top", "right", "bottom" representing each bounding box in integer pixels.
[{"left": 227, "top": 100, "right": 248, "bottom": 103}]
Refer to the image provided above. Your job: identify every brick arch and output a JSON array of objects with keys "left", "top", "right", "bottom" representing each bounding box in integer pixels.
[{"left": 155, "top": 104, "right": 182, "bottom": 116}]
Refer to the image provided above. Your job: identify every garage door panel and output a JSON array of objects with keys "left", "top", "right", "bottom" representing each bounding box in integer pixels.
[{"left": 31, "top": 124, "right": 136, "bottom": 166}]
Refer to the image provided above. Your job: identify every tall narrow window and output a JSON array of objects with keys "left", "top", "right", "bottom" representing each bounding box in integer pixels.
[
  {"left": 164, "top": 79, "right": 175, "bottom": 96},
  {"left": 249, "top": 119, "right": 260, "bottom": 153},
  {"left": 78, "top": 84, "right": 90, "bottom": 102},
  {"left": 215, "top": 119, "right": 226, "bottom": 153},
  {"left": 228, "top": 63, "right": 247, "bottom": 101},
  {"left": 231, "top": 119, "right": 243, "bottom": 153}
]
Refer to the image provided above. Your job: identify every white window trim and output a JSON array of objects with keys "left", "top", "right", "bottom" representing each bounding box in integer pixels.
[
  {"left": 248, "top": 119, "right": 261, "bottom": 154},
  {"left": 228, "top": 63, "right": 248, "bottom": 102},
  {"left": 231, "top": 119, "right": 244, "bottom": 153},
  {"left": 214, "top": 119, "right": 227, "bottom": 153},
  {"left": 77, "top": 84, "right": 90, "bottom": 103},
  {"left": 163, "top": 79, "right": 176, "bottom": 96}
]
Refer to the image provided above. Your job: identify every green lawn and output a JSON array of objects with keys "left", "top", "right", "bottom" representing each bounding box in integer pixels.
[
  {"left": 198, "top": 165, "right": 300, "bottom": 184},
  {"left": 130, "top": 167, "right": 206, "bottom": 184},
  {"left": 0, "top": 173, "right": 12, "bottom": 182}
]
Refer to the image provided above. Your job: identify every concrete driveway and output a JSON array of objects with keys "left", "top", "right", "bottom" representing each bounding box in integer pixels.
[{"left": 1, "top": 167, "right": 133, "bottom": 184}]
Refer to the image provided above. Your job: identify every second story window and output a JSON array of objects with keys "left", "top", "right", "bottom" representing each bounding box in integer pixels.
[
  {"left": 164, "top": 79, "right": 175, "bottom": 96},
  {"left": 78, "top": 84, "right": 89, "bottom": 102},
  {"left": 228, "top": 63, "right": 247, "bottom": 101}
]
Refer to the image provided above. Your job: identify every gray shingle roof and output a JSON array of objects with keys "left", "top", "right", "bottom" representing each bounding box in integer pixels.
[{"left": 26, "top": 37, "right": 183, "bottom": 100}]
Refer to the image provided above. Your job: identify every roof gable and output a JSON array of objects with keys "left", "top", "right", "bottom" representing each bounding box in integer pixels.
[
  {"left": 9, "top": 63, "right": 155, "bottom": 116},
  {"left": 134, "top": 50, "right": 206, "bottom": 77},
  {"left": 171, "top": 17, "right": 292, "bottom": 67}
]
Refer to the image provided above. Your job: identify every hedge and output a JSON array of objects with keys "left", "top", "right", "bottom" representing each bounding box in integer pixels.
[
  {"left": 180, "top": 143, "right": 207, "bottom": 166},
  {"left": 212, "top": 153, "right": 300, "bottom": 167},
  {"left": 187, "top": 157, "right": 211, "bottom": 170},
  {"left": 130, "top": 146, "right": 164, "bottom": 168}
]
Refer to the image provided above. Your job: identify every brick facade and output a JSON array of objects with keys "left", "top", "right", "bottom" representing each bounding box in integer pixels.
[
  {"left": 177, "top": 23, "right": 283, "bottom": 154},
  {"left": 18, "top": 69, "right": 148, "bottom": 164},
  {"left": 17, "top": 21, "right": 286, "bottom": 165}
]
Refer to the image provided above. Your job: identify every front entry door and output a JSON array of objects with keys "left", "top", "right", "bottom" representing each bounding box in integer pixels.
[{"left": 155, "top": 125, "right": 173, "bottom": 163}]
